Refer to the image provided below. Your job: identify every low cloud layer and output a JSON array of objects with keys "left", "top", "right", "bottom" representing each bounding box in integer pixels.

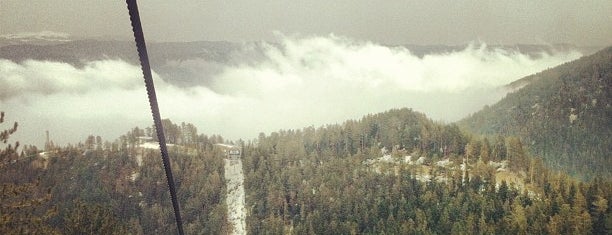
[
  {"left": 0, "top": 35, "right": 582, "bottom": 147},
  {"left": 0, "top": 60, "right": 142, "bottom": 100}
]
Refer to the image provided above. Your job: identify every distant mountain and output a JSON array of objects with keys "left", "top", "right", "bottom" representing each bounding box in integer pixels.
[
  {"left": 460, "top": 46, "right": 612, "bottom": 179},
  {"left": 399, "top": 43, "right": 601, "bottom": 58},
  {"left": 0, "top": 31, "right": 73, "bottom": 47},
  {"left": 0, "top": 39, "right": 242, "bottom": 87},
  {"left": 0, "top": 39, "right": 237, "bottom": 63},
  {"left": 1, "top": 39, "right": 598, "bottom": 87},
  {"left": 0, "top": 40, "right": 135, "bottom": 65}
]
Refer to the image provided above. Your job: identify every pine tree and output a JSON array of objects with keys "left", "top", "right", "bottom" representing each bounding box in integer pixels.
[
  {"left": 0, "top": 111, "right": 59, "bottom": 234},
  {"left": 506, "top": 137, "right": 526, "bottom": 169},
  {"left": 480, "top": 137, "right": 491, "bottom": 164},
  {"left": 492, "top": 136, "right": 507, "bottom": 161}
]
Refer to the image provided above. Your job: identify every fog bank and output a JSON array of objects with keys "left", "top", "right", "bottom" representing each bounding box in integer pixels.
[{"left": 0, "top": 35, "right": 582, "bottom": 147}]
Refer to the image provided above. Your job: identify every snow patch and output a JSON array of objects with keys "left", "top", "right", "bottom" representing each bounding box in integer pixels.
[
  {"left": 488, "top": 160, "right": 508, "bottom": 170},
  {"left": 569, "top": 113, "right": 578, "bottom": 124},
  {"left": 435, "top": 159, "right": 452, "bottom": 167},
  {"left": 130, "top": 171, "right": 139, "bottom": 182},
  {"left": 135, "top": 154, "right": 142, "bottom": 167},
  {"left": 380, "top": 154, "right": 394, "bottom": 163},
  {"left": 140, "top": 142, "right": 159, "bottom": 149},
  {"left": 139, "top": 142, "right": 174, "bottom": 149}
]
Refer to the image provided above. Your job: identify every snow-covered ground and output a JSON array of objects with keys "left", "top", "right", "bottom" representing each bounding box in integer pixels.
[
  {"left": 139, "top": 142, "right": 175, "bottom": 149},
  {"left": 224, "top": 158, "right": 246, "bottom": 235}
]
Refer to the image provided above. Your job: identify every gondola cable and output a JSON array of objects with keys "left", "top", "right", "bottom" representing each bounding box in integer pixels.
[{"left": 125, "top": 0, "right": 185, "bottom": 234}]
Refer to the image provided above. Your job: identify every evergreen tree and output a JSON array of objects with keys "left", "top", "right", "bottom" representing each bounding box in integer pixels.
[{"left": 0, "top": 112, "right": 58, "bottom": 234}]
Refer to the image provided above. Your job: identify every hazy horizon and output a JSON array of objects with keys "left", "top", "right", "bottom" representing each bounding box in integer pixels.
[{"left": 1, "top": 1, "right": 611, "bottom": 46}]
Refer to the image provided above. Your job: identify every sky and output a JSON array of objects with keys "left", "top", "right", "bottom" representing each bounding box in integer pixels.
[{"left": 1, "top": 0, "right": 611, "bottom": 46}]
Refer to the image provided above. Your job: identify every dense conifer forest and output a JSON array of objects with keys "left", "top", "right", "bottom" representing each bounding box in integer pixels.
[
  {"left": 1, "top": 1, "right": 610, "bottom": 234},
  {"left": 461, "top": 46, "right": 611, "bottom": 180},
  {"left": 1, "top": 116, "right": 227, "bottom": 234},
  {"left": 2, "top": 107, "right": 611, "bottom": 234},
  {"left": 242, "top": 108, "right": 611, "bottom": 234}
]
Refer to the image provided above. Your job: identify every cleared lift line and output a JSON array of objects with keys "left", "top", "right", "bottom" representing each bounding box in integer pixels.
[{"left": 216, "top": 144, "right": 247, "bottom": 235}]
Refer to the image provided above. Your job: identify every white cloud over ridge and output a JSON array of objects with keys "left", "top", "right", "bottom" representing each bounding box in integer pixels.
[
  {"left": 0, "top": 59, "right": 143, "bottom": 99},
  {"left": 0, "top": 35, "right": 582, "bottom": 147},
  {"left": 216, "top": 35, "right": 578, "bottom": 93}
]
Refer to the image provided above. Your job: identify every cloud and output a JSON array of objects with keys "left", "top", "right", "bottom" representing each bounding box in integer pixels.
[
  {"left": 212, "top": 35, "right": 580, "bottom": 94},
  {"left": 0, "top": 59, "right": 143, "bottom": 100},
  {"left": 200, "top": 35, "right": 581, "bottom": 134},
  {"left": 0, "top": 34, "right": 582, "bottom": 147}
]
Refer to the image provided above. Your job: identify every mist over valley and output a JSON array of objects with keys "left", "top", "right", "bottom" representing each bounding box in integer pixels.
[{"left": 0, "top": 35, "right": 584, "bottom": 147}]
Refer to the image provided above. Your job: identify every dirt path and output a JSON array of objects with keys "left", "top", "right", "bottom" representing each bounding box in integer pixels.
[{"left": 224, "top": 158, "right": 246, "bottom": 235}]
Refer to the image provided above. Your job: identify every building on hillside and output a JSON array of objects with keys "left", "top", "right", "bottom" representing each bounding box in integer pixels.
[
  {"left": 214, "top": 144, "right": 241, "bottom": 160},
  {"left": 138, "top": 136, "right": 154, "bottom": 145}
]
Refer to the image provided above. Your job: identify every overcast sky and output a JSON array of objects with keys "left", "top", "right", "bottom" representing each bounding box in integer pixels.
[{"left": 1, "top": 0, "right": 611, "bottom": 46}]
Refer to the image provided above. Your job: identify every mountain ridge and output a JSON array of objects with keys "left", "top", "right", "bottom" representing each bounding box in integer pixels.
[
  {"left": 1, "top": 39, "right": 596, "bottom": 65},
  {"left": 460, "top": 46, "right": 612, "bottom": 179}
]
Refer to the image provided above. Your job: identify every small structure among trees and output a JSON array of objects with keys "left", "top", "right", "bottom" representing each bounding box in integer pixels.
[{"left": 214, "top": 143, "right": 241, "bottom": 160}]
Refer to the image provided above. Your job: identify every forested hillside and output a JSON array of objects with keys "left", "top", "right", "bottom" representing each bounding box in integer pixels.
[
  {"left": 2, "top": 108, "right": 611, "bottom": 233},
  {"left": 242, "top": 108, "right": 612, "bottom": 234},
  {"left": 461, "top": 46, "right": 612, "bottom": 180},
  {"left": 1, "top": 116, "right": 228, "bottom": 234}
]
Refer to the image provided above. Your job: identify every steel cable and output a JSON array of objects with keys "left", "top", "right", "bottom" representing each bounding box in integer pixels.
[{"left": 126, "top": 0, "right": 184, "bottom": 234}]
